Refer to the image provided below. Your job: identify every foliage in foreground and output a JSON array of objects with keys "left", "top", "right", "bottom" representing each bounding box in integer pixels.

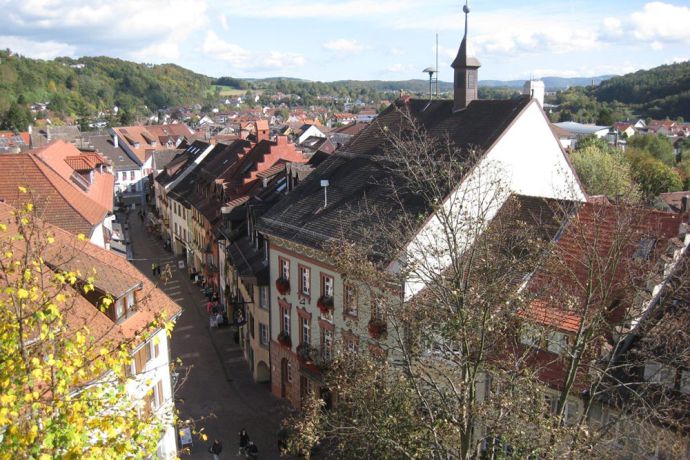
[{"left": 0, "top": 198, "right": 168, "bottom": 459}]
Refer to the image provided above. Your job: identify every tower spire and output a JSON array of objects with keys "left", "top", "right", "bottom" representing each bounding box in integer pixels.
[{"left": 452, "top": 0, "right": 480, "bottom": 112}]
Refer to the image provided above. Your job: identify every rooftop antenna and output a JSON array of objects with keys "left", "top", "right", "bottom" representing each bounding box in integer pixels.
[
  {"left": 422, "top": 66, "right": 437, "bottom": 101},
  {"left": 320, "top": 179, "right": 329, "bottom": 208}
]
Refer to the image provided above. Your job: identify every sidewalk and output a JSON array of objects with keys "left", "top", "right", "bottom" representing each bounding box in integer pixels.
[{"left": 126, "top": 208, "right": 292, "bottom": 459}]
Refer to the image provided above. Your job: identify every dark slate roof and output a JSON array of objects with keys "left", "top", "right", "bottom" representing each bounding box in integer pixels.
[
  {"left": 258, "top": 97, "right": 532, "bottom": 250},
  {"left": 152, "top": 149, "right": 183, "bottom": 171},
  {"left": 155, "top": 141, "right": 212, "bottom": 188},
  {"left": 78, "top": 133, "right": 138, "bottom": 171}
]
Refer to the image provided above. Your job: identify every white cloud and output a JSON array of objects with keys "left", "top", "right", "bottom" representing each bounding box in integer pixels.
[
  {"left": 202, "top": 31, "right": 251, "bottom": 67},
  {"left": 671, "top": 56, "right": 689, "bottom": 63},
  {"left": 3, "top": 0, "right": 208, "bottom": 61},
  {"left": 323, "top": 39, "right": 364, "bottom": 53},
  {"left": 218, "top": 0, "right": 419, "bottom": 20},
  {"left": 201, "top": 31, "right": 305, "bottom": 72},
  {"left": 220, "top": 14, "right": 229, "bottom": 31},
  {"left": 0, "top": 35, "right": 76, "bottom": 59},
  {"left": 386, "top": 64, "right": 405, "bottom": 72},
  {"left": 630, "top": 2, "right": 690, "bottom": 43}
]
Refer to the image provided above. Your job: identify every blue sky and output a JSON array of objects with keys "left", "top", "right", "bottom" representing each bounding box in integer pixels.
[{"left": 1, "top": 0, "right": 689, "bottom": 82}]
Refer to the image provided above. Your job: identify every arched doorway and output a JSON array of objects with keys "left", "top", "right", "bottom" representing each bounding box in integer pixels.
[{"left": 256, "top": 361, "right": 270, "bottom": 383}]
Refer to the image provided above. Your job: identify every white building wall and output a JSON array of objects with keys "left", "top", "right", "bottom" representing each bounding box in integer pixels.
[
  {"left": 125, "top": 326, "right": 176, "bottom": 459},
  {"left": 89, "top": 222, "right": 106, "bottom": 249},
  {"left": 401, "top": 101, "right": 586, "bottom": 299}
]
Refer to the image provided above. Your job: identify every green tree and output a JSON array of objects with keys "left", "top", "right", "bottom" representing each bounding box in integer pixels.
[
  {"left": 0, "top": 197, "right": 171, "bottom": 458},
  {"left": 571, "top": 144, "right": 641, "bottom": 201},
  {"left": 628, "top": 134, "right": 676, "bottom": 166},
  {"left": 627, "top": 149, "right": 683, "bottom": 197},
  {"left": 2, "top": 101, "right": 32, "bottom": 131}
]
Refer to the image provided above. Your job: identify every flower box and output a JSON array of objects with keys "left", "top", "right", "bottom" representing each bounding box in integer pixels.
[
  {"left": 276, "top": 277, "right": 290, "bottom": 295},
  {"left": 317, "top": 295, "right": 334, "bottom": 315},
  {"left": 277, "top": 331, "right": 292, "bottom": 348},
  {"left": 368, "top": 318, "right": 387, "bottom": 339},
  {"left": 296, "top": 343, "right": 315, "bottom": 364}
]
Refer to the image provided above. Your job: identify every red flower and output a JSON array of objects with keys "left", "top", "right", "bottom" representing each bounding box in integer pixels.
[
  {"left": 368, "top": 319, "right": 387, "bottom": 339},
  {"left": 317, "top": 295, "right": 334, "bottom": 315},
  {"left": 277, "top": 331, "right": 292, "bottom": 347},
  {"left": 276, "top": 277, "right": 290, "bottom": 295}
]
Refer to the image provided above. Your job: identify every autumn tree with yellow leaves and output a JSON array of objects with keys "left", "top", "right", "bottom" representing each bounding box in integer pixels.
[{"left": 0, "top": 193, "right": 173, "bottom": 459}]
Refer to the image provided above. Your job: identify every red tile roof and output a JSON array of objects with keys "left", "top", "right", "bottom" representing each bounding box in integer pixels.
[
  {"left": 0, "top": 203, "right": 181, "bottom": 343},
  {"left": 0, "top": 150, "right": 110, "bottom": 236}
]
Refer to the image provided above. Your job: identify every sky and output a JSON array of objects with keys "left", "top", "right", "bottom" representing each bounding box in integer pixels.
[{"left": 1, "top": 0, "right": 689, "bottom": 82}]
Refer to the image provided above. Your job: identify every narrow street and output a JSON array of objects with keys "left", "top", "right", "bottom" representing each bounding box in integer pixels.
[{"left": 126, "top": 208, "right": 291, "bottom": 459}]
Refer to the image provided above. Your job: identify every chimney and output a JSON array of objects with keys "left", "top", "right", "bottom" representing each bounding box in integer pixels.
[
  {"left": 113, "top": 134, "right": 119, "bottom": 149},
  {"left": 276, "top": 135, "right": 288, "bottom": 146},
  {"left": 523, "top": 80, "right": 545, "bottom": 107}
]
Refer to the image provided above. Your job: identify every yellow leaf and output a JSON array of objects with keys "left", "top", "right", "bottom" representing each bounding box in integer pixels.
[
  {"left": 200, "top": 433, "right": 208, "bottom": 441},
  {"left": 17, "top": 289, "right": 29, "bottom": 299},
  {"left": 77, "top": 233, "right": 86, "bottom": 241},
  {"left": 18, "top": 186, "right": 27, "bottom": 194},
  {"left": 47, "top": 236, "right": 55, "bottom": 244}
]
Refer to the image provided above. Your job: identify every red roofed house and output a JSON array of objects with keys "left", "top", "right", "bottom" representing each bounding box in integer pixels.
[
  {"left": 0, "top": 202, "right": 182, "bottom": 458},
  {"left": 110, "top": 124, "right": 193, "bottom": 205},
  {"left": 0, "top": 140, "right": 115, "bottom": 248},
  {"left": 514, "top": 199, "right": 689, "bottom": 446}
]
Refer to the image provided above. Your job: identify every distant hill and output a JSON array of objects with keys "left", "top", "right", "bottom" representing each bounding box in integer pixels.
[
  {"left": 594, "top": 61, "right": 690, "bottom": 119},
  {"left": 481, "top": 75, "right": 615, "bottom": 90},
  {"left": 0, "top": 51, "right": 213, "bottom": 124}
]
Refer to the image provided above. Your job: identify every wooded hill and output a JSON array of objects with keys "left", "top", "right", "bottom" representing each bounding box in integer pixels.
[
  {"left": 0, "top": 51, "right": 213, "bottom": 123},
  {"left": 1, "top": 49, "right": 688, "bottom": 130},
  {"left": 594, "top": 61, "right": 690, "bottom": 120}
]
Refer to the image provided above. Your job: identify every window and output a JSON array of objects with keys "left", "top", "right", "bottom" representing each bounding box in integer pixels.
[
  {"left": 133, "top": 344, "right": 152, "bottom": 374},
  {"left": 151, "top": 338, "right": 160, "bottom": 359},
  {"left": 520, "top": 325, "right": 540, "bottom": 348},
  {"left": 287, "top": 362, "right": 292, "bottom": 382},
  {"left": 344, "top": 282, "right": 358, "bottom": 317},
  {"left": 259, "top": 323, "right": 269, "bottom": 346},
  {"left": 174, "top": 222, "right": 178, "bottom": 236},
  {"left": 300, "top": 375, "right": 312, "bottom": 400},
  {"left": 281, "top": 306, "right": 291, "bottom": 335},
  {"left": 299, "top": 265, "right": 310, "bottom": 296},
  {"left": 321, "top": 327, "right": 333, "bottom": 361},
  {"left": 644, "top": 362, "right": 675, "bottom": 387},
  {"left": 259, "top": 286, "right": 269, "bottom": 309},
  {"left": 115, "top": 298, "right": 126, "bottom": 320},
  {"left": 130, "top": 171, "right": 135, "bottom": 181},
  {"left": 249, "top": 313, "right": 255, "bottom": 339},
  {"left": 547, "top": 331, "right": 569, "bottom": 355},
  {"left": 321, "top": 274, "right": 334, "bottom": 297},
  {"left": 301, "top": 317, "right": 311, "bottom": 345},
  {"left": 154, "top": 380, "right": 164, "bottom": 409},
  {"left": 279, "top": 257, "right": 290, "bottom": 280},
  {"left": 681, "top": 370, "right": 690, "bottom": 395}
]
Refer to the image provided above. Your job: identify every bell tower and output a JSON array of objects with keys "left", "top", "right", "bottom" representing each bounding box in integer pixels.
[{"left": 452, "top": 1, "right": 481, "bottom": 112}]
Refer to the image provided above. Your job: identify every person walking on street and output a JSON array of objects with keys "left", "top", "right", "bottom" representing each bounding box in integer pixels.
[
  {"left": 238, "top": 429, "right": 249, "bottom": 456},
  {"left": 151, "top": 262, "right": 157, "bottom": 276},
  {"left": 208, "top": 439, "right": 222, "bottom": 460},
  {"left": 247, "top": 440, "right": 258, "bottom": 459}
]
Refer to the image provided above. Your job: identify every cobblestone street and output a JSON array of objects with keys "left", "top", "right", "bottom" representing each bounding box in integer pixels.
[{"left": 127, "top": 208, "right": 291, "bottom": 459}]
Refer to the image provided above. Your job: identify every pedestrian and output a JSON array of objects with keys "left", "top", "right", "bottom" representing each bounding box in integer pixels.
[
  {"left": 208, "top": 439, "right": 222, "bottom": 460},
  {"left": 247, "top": 441, "right": 258, "bottom": 459},
  {"left": 151, "top": 262, "right": 157, "bottom": 276},
  {"left": 238, "top": 429, "right": 249, "bottom": 456}
]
